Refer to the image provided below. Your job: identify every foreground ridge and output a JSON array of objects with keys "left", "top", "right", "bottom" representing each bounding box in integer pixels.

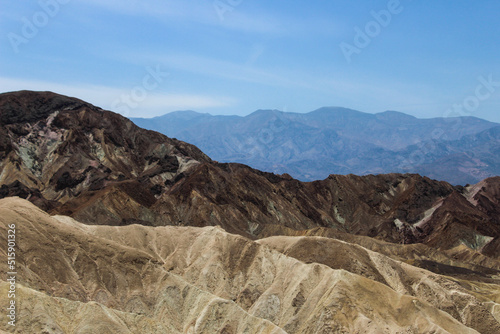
[{"left": 1, "top": 197, "right": 496, "bottom": 333}]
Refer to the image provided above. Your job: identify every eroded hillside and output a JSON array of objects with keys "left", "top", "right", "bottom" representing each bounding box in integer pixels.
[{"left": 2, "top": 198, "right": 499, "bottom": 333}]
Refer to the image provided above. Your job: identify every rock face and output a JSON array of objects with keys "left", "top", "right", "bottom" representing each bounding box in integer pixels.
[
  {"left": 2, "top": 197, "right": 499, "bottom": 333},
  {"left": 131, "top": 108, "right": 500, "bottom": 184},
  {"left": 0, "top": 90, "right": 210, "bottom": 222},
  {"left": 1, "top": 91, "right": 500, "bottom": 333}
]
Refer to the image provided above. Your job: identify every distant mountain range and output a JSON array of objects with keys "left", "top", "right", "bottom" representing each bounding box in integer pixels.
[{"left": 131, "top": 108, "right": 500, "bottom": 185}]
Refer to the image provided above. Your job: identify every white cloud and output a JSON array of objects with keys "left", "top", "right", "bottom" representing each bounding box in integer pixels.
[
  {"left": 123, "top": 93, "right": 235, "bottom": 117},
  {"left": 161, "top": 53, "right": 297, "bottom": 87},
  {"left": 111, "top": 51, "right": 436, "bottom": 117},
  {"left": 115, "top": 51, "right": 319, "bottom": 93},
  {"left": 76, "top": 0, "right": 286, "bottom": 35},
  {"left": 0, "top": 77, "right": 235, "bottom": 117}
]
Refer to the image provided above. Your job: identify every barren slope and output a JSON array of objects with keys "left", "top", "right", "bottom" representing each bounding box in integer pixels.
[
  {"left": 258, "top": 235, "right": 500, "bottom": 333},
  {"left": 2, "top": 197, "right": 496, "bottom": 333}
]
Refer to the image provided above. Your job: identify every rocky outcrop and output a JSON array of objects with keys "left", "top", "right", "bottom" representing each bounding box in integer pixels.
[{"left": 0, "top": 90, "right": 210, "bottom": 225}]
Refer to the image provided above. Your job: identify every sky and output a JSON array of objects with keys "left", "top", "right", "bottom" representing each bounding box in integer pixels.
[{"left": 1, "top": 0, "right": 500, "bottom": 121}]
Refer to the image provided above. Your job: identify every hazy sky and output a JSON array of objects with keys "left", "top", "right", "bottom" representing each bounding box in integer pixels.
[{"left": 1, "top": 0, "right": 500, "bottom": 121}]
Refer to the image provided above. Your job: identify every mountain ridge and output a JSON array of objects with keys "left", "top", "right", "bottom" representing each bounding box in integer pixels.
[
  {"left": 131, "top": 107, "right": 499, "bottom": 184},
  {"left": 1, "top": 91, "right": 499, "bottom": 253}
]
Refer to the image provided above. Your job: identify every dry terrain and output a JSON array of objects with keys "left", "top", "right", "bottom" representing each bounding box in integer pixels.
[
  {"left": 2, "top": 197, "right": 500, "bottom": 333},
  {"left": 1, "top": 91, "right": 500, "bottom": 333}
]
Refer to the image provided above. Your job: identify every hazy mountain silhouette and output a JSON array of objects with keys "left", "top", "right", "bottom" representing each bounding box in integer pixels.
[{"left": 132, "top": 108, "right": 499, "bottom": 184}]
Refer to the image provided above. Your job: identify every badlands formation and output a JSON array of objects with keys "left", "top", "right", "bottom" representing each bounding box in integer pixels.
[
  {"left": 1, "top": 91, "right": 500, "bottom": 333},
  {"left": 1, "top": 197, "right": 500, "bottom": 333}
]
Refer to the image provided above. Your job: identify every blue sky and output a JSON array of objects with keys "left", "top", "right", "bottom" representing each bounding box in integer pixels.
[{"left": 1, "top": 0, "right": 500, "bottom": 121}]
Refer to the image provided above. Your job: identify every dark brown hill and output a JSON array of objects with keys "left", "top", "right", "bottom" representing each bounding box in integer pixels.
[
  {"left": 1, "top": 91, "right": 499, "bottom": 257},
  {"left": 0, "top": 90, "right": 210, "bottom": 215}
]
